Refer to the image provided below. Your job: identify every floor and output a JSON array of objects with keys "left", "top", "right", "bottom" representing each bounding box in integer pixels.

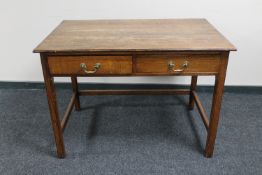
[{"left": 0, "top": 88, "right": 261, "bottom": 174}]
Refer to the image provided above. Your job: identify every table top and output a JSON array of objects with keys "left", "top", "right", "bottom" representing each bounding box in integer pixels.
[{"left": 34, "top": 19, "right": 236, "bottom": 53}]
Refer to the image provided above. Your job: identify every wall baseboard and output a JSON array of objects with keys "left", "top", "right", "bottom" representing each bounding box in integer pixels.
[{"left": 0, "top": 81, "right": 261, "bottom": 94}]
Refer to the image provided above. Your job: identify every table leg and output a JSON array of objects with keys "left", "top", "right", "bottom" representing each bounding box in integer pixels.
[
  {"left": 189, "top": 76, "right": 198, "bottom": 109},
  {"left": 204, "top": 53, "right": 229, "bottom": 157},
  {"left": 41, "top": 55, "right": 66, "bottom": 158},
  {"left": 71, "top": 77, "right": 81, "bottom": 111}
]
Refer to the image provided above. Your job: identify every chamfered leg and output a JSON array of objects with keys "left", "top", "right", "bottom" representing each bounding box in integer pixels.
[
  {"left": 71, "top": 76, "right": 81, "bottom": 111},
  {"left": 204, "top": 52, "right": 229, "bottom": 157},
  {"left": 189, "top": 76, "right": 198, "bottom": 109},
  {"left": 41, "top": 54, "right": 66, "bottom": 158}
]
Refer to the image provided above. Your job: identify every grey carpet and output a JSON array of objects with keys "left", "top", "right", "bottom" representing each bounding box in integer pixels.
[{"left": 0, "top": 89, "right": 261, "bottom": 174}]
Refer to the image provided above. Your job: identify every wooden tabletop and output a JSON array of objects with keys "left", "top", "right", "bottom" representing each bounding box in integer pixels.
[{"left": 34, "top": 19, "right": 236, "bottom": 53}]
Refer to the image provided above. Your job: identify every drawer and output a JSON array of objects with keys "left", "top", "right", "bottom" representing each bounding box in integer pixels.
[
  {"left": 135, "top": 54, "right": 221, "bottom": 74},
  {"left": 48, "top": 56, "right": 132, "bottom": 75}
]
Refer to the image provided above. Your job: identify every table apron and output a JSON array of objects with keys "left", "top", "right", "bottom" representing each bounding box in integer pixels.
[{"left": 46, "top": 53, "right": 222, "bottom": 76}]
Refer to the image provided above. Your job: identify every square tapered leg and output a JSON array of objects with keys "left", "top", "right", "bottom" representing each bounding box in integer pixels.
[{"left": 41, "top": 54, "right": 66, "bottom": 158}]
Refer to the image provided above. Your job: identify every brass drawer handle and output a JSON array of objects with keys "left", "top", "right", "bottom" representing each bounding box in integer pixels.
[
  {"left": 168, "top": 61, "right": 189, "bottom": 73},
  {"left": 80, "top": 63, "right": 101, "bottom": 74}
]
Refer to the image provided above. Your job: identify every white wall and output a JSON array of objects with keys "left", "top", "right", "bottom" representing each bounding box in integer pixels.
[{"left": 1, "top": 0, "right": 261, "bottom": 85}]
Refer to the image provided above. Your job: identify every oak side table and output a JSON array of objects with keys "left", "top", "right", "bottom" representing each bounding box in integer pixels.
[{"left": 34, "top": 19, "right": 236, "bottom": 158}]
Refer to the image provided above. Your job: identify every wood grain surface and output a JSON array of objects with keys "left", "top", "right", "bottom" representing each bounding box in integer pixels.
[
  {"left": 34, "top": 19, "right": 236, "bottom": 53},
  {"left": 48, "top": 56, "right": 132, "bottom": 75},
  {"left": 135, "top": 54, "right": 221, "bottom": 74}
]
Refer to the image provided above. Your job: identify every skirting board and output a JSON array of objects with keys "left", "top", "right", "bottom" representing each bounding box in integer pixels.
[{"left": 0, "top": 82, "right": 261, "bottom": 94}]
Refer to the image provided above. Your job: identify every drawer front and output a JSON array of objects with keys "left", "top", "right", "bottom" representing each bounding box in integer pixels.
[
  {"left": 135, "top": 54, "right": 221, "bottom": 74},
  {"left": 48, "top": 56, "right": 132, "bottom": 75}
]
